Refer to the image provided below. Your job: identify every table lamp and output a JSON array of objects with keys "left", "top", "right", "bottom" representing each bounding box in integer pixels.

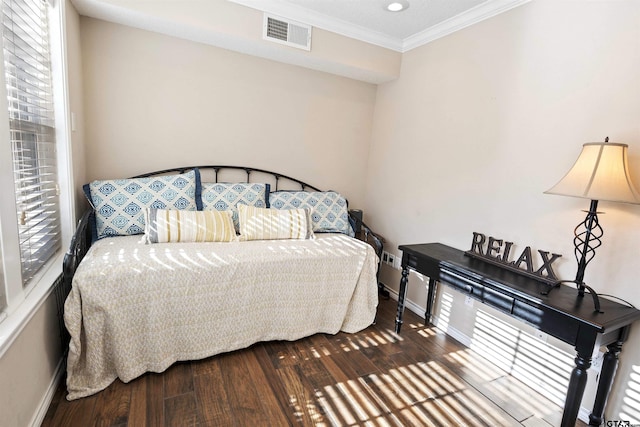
[{"left": 545, "top": 138, "right": 640, "bottom": 305}]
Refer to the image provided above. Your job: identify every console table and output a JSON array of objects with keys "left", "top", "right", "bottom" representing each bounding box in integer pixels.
[{"left": 395, "top": 242, "right": 640, "bottom": 427}]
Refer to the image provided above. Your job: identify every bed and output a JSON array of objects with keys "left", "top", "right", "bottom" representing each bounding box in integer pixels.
[{"left": 62, "top": 166, "right": 384, "bottom": 400}]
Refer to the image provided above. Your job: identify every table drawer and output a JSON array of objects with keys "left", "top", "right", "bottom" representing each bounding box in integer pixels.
[
  {"left": 442, "top": 269, "right": 517, "bottom": 315},
  {"left": 482, "top": 286, "right": 515, "bottom": 313},
  {"left": 513, "top": 300, "right": 579, "bottom": 344},
  {"left": 440, "top": 272, "right": 579, "bottom": 344},
  {"left": 440, "top": 268, "right": 481, "bottom": 296}
]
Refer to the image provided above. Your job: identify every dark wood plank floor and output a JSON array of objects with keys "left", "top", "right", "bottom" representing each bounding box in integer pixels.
[{"left": 42, "top": 297, "right": 587, "bottom": 426}]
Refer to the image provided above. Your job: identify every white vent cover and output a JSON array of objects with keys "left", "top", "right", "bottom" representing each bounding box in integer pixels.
[{"left": 263, "top": 14, "right": 311, "bottom": 51}]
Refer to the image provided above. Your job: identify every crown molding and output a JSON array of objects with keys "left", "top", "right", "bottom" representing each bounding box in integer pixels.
[
  {"left": 71, "top": 0, "right": 530, "bottom": 83},
  {"left": 231, "top": 0, "right": 531, "bottom": 53},
  {"left": 71, "top": 0, "right": 399, "bottom": 84},
  {"left": 74, "top": 0, "right": 531, "bottom": 54},
  {"left": 402, "top": 0, "right": 532, "bottom": 52},
  {"left": 229, "top": 0, "right": 404, "bottom": 51}
]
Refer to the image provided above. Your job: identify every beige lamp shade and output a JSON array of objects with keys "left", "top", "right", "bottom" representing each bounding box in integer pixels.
[{"left": 545, "top": 142, "right": 640, "bottom": 204}]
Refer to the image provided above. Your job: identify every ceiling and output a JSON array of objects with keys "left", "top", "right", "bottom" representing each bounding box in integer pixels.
[{"left": 230, "top": 0, "right": 530, "bottom": 51}]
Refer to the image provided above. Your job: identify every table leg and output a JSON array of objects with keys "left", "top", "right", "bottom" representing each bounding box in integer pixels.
[
  {"left": 425, "top": 277, "right": 436, "bottom": 326},
  {"left": 561, "top": 350, "right": 592, "bottom": 427},
  {"left": 395, "top": 266, "right": 409, "bottom": 334},
  {"left": 588, "top": 326, "right": 629, "bottom": 426}
]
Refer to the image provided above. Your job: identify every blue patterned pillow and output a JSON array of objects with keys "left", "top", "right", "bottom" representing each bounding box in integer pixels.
[
  {"left": 269, "top": 191, "right": 354, "bottom": 236},
  {"left": 84, "top": 169, "right": 200, "bottom": 239},
  {"left": 201, "top": 182, "right": 270, "bottom": 232}
]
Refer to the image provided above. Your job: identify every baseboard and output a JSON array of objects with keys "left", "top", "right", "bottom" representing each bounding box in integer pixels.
[
  {"left": 383, "top": 284, "right": 425, "bottom": 322},
  {"left": 30, "top": 356, "right": 64, "bottom": 427},
  {"left": 379, "top": 282, "right": 590, "bottom": 424}
]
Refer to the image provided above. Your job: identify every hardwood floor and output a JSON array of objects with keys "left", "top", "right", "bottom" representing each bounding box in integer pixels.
[{"left": 42, "top": 296, "right": 587, "bottom": 426}]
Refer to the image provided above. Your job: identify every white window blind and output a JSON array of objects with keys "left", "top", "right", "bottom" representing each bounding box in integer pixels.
[{"left": 1, "top": 0, "right": 60, "bottom": 286}]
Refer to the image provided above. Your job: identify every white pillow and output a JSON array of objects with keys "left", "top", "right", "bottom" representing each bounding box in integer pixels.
[
  {"left": 238, "top": 205, "right": 314, "bottom": 241},
  {"left": 144, "top": 208, "right": 236, "bottom": 243}
]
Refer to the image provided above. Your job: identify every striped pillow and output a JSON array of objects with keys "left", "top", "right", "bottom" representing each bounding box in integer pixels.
[
  {"left": 238, "top": 205, "right": 314, "bottom": 241},
  {"left": 144, "top": 208, "right": 236, "bottom": 243}
]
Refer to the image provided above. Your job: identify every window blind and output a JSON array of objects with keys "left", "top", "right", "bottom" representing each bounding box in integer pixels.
[{"left": 1, "top": 0, "right": 60, "bottom": 285}]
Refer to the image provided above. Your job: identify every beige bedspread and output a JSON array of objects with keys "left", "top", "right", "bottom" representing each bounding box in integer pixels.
[{"left": 64, "top": 233, "right": 379, "bottom": 400}]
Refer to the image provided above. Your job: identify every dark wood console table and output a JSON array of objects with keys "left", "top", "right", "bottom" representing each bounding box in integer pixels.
[{"left": 395, "top": 243, "right": 640, "bottom": 427}]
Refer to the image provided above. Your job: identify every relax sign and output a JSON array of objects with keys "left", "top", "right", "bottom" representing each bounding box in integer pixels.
[{"left": 464, "top": 232, "right": 562, "bottom": 285}]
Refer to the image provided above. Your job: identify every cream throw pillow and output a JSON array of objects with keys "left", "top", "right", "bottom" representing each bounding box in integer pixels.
[
  {"left": 238, "top": 204, "right": 314, "bottom": 241},
  {"left": 144, "top": 208, "right": 236, "bottom": 243}
]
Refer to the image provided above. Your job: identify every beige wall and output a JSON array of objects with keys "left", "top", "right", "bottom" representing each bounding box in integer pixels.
[
  {"left": 67, "top": 0, "right": 87, "bottom": 217},
  {"left": 0, "top": 293, "right": 62, "bottom": 426},
  {"left": 74, "top": 0, "right": 401, "bottom": 84},
  {"left": 367, "top": 0, "right": 640, "bottom": 421},
  {"left": 81, "top": 17, "right": 377, "bottom": 209}
]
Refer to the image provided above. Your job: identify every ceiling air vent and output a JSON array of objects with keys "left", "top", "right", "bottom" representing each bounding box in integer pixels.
[{"left": 263, "top": 14, "right": 312, "bottom": 51}]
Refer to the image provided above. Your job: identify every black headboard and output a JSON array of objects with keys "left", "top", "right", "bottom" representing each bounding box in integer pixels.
[
  {"left": 63, "top": 166, "right": 385, "bottom": 299},
  {"left": 132, "top": 165, "right": 323, "bottom": 192}
]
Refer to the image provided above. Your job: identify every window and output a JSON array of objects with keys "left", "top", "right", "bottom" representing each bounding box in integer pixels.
[
  {"left": 1, "top": 0, "right": 61, "bottom": 286},
  {"left": 0, "top": 0, "right": 72, "bottom": 348}
]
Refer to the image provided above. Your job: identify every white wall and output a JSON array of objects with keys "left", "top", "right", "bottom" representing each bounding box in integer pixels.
[
  {"left": 366, "top": 0, "right": 640, "bottom": 421},
  {"left": 80, "top": 17, "right": 378, "bottom": 209}
]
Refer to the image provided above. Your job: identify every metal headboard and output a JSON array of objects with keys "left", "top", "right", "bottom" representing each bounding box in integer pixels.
[
  {"left": 63, "top": 166, "right": 386, "bottom": 301},
  {"left": 132, "top": 165, "right": 323, "bottom": 192}
]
